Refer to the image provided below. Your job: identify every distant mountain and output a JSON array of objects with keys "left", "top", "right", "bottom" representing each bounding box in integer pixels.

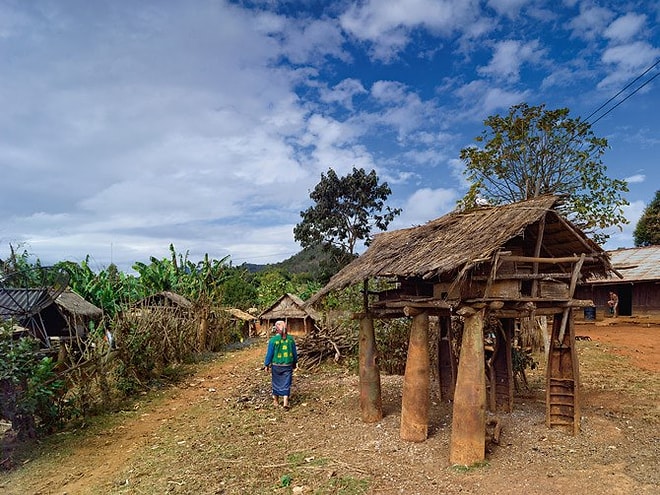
[{"left": 238, "top": 244, "right": 352, "bottom": 283}]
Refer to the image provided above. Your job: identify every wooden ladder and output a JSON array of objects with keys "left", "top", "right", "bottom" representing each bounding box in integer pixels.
[{"left": 546, "top": 309, "right": 581, "bottom": 434}]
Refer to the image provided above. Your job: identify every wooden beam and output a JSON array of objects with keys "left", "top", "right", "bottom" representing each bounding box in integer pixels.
[
  {"left": 499, "top": 254, "right": 598, "bottom": 264},
  {"left": 568, "top": 253, "right": 585, "bottom": 298},
  {"left": 377, "top": 299, "right": 452, "bottom": 310},
  {"left": 531, "top": 212, "right": 546, "bottom": 297},
  {"left": 484, "top": 250, "right": 501, "bottom": 298},
  {"left": 473, "top": 272, "right": 573, "bottom": 281}
]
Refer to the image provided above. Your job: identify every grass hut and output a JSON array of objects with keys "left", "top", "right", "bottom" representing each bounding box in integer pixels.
[
  {"left": 307, "top": 195, "right": 614, "bottom": 465},
  {"left": 259, "top": 293, "right": 320, "bottom": 336}
]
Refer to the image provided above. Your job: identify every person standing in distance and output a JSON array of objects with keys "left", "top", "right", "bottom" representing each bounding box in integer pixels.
[{"left": 263, "top": 320, "right": 298, "bottom": 409}]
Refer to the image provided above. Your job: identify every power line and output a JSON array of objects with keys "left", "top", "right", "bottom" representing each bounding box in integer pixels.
[
  {"left": 584, "top": 58, "right": 660, "bottom": 126},
  {"left": 584, "top": 58, "right": 660, "bottom": 124},
  {"left": 589, "top": 70, "right": 660, "bottom": 126}
]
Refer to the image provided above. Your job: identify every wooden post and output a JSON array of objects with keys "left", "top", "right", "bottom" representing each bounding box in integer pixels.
[
  {"left": 198, "top": 306, "right": 209, "bottom": 351},
  {"left": 400, "top": 309, "right": 430, "bottom": 442},
  {"left": 491, "top": 318, "right": 514, "bottom": 412},
  {"left": 359, "top": 314, "right": 382, "bottom": 423},
  {"left": 437, "top": 316, "right": 457, "bottom": 401},
  {"left": 450, "top": 307, "right": 486, "bottom": 465}
]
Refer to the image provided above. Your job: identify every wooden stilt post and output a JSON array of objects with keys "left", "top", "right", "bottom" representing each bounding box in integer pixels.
[
  {"left": 359, "top": 314, "right": 382, "bottom": 423},
  {"left": 490, "top": 318, "right": 514, "bottom": 412},
  {"left": 400, "top": 308, "right": 430, "bottom": 442},
  {"left": 450, "top": 307, "right": 486, "bottom": 465},
  {"left": 437, "top": 316, "right": 457, "bottom": 401}
]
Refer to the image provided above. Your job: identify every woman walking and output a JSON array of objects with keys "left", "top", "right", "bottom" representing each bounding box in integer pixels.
[{"left": 263, "top": 320, "right": 298, "bottom": 408}]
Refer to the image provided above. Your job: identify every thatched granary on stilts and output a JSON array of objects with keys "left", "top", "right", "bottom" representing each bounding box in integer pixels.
[{"left": 306, "top": 195, "right": 616, "bottom": 466}]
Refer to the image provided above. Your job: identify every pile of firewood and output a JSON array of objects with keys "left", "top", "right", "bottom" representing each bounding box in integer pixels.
[{"left": 296, "top": 325, "right": 357, "bottom": 369}]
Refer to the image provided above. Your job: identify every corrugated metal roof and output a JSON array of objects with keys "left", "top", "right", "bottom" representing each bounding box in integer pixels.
[
  {"left": 0, "top": 288, "right": 52, "bottom": 319},
  {"left": 605, "top": 245, "right": 660, "bottom": 282}
]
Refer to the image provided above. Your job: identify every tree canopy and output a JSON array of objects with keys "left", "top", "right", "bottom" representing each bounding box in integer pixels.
[
  {"left": 293, "top": 167, "right": 401, "bottom": 261},
  {"left": 459, "top": 103, "right": 629, "bottom": 242},
  {"left": 633, "top": 190, "right": 660, "bottom": 246}
]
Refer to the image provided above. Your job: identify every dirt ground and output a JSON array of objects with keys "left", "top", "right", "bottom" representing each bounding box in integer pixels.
[{"left": 0, "top": 317, "right": 658, "bottom": 495}]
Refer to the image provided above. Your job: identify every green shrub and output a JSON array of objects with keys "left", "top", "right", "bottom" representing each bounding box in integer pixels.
[{"left": 0, "top": 323, "right": 65, "bottom": 438}]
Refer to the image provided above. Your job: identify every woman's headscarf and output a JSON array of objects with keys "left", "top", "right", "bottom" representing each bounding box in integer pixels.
[{"left": 274, "top": 320, "right": 287, "bottom": 339}]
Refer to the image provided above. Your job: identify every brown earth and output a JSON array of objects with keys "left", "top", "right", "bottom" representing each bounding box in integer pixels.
[{"left": 0, "top": 318, "right": 658, "bottom": 495}]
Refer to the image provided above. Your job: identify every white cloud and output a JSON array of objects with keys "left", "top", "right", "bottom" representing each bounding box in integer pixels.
[
  {"left": 279, "top": 17, "right": 348, "bottom": 65},
  {"left": 392, "top": 187, "right": 459, "bottom": 228},
  {"left": 598, "top": 41, "right": 660, "bottom": 88},
  {"left": 478, "top": 39, "right": 545, "bottom": 82},
  {"left": 568, "top": 4, "right": 614, "bottom": 41},
  {"left": 624, "top": 174, "right": 645, "bottom": 184},
  {"left": 339, "top": 0, "right": 482, "bottom": 61},
  {"left": 487, "top": 0, "right": 527, "bottom": 18},
  {"left": 455, "top": 81, "right": 529, "bottom": 118},
  {"left": 604, "top": 13, "right": 646, "bottom": 42},
  {"left": 319, "top": 79, "right": 368, "bottom": 110}
]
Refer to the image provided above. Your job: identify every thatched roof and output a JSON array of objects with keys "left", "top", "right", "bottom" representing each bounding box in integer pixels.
[
  {"left": 137, "top": 291, "right": 193, "bottom": 308},
  {"left": 222, "top": 307, "right": 257, "bottom": 321},
  {"left": 308, "top": 195, "right": 611, "bottom": 304},
  {"left": 259, "top": 293, "right": 320, "bottom": 321},
  {"left": 0, "top": 288, "right": 102, "bottom": 319},
  {"left": 55, "top": 289, "right": 103, "bottom": 318}
]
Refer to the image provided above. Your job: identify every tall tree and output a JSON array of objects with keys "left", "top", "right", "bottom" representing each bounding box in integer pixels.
[
  {"left": 294, "top": 167, "right": 401, "bottom": 262},
  {"left": 459, "top": 103, "right": 629, "bottom": 242},
  {"left": 633, "top": 190, "right": 660, "bottom": 246}
]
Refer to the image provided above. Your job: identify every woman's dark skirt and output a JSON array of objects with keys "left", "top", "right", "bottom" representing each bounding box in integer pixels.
[{"left": 271, "top": 364, "right": 294, "bottom": 396}]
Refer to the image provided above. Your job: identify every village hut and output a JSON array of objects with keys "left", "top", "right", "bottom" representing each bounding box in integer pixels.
[
  {"left": 135, "top": 291, "right": 193, "bottom": 310},
  {"left": 306, "top": 195, "right": 614, "bottom": 465},
  {"left": 218, "top": 307, "right": 258, "bottom": 338},
  {"left": 0, "top": 287, "right": 102, "bottom": 351},
  {"left": 259, "top": 293, "right": 320, "bottom": 336},
  {"left": 575, "top": 245, "right": 660, "bottom": 318}
]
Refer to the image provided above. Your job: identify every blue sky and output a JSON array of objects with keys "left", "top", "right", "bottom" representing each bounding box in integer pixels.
[{"left": 1, "top": 0, "right": 658, "bottom": 272}]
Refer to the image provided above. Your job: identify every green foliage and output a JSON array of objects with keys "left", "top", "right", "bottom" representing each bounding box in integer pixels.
[
  {"left": 219, "top": 268, "right": 258, "bottom": 309},
  {"left": 0, "top": 322, "right": 65, "bottom": 438},
  {"left": 633, "top": 190, "right": 660, "bottom": 246},
  {"left": 0, "top": 244, "right": 41, "bottom": 276},
  {"left": 294, "top": 167, "right": 401, "bottom": 258},
  {"left": 279, "top": 474, "right": 292, "bottom": 487},
  {"left": 273, "top": 244, "right": 350, "bottom": 284},
  {"left": 376, "top": 318, "right": 410, "bottom": 375},
  {"left": 512, "top": 346, "right": 538, "bottom": 374},
  {"left": 459, "top": 103, "right": 629, "bottom": 243},
  {"left": 254, "top": 269, "right": 296, "bottom": 309},
  {"left": 57, "top": 258, "right": 141, "bottom": 319}
]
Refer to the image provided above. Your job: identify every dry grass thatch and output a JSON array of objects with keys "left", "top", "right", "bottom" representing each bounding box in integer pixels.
[
  {"left": 308, "top": 195, "right": 611, "bottom": 305},
  {"left": 54, "top": 289, "right": 103, "bottom": 318}
]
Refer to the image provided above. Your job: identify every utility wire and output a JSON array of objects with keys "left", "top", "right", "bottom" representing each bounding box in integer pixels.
[
  {"left": 584, "top": 58, "right": 660, "bottom": 125},
  {"left": 584, "top": 58, "right": 660, "bottom": 124},
  {"left": 589, "top": 70, "right": 660, "bottom": 126},
  {"left": 579, "top": 62, "right": 660, "bottom": 162}
]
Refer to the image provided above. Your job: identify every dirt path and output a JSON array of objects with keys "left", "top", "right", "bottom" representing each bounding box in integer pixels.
[
  {"left": 576, "top": 319, "right": 658, "bottom": 372},
  {"left": 1, "top": 343, "right": 267, "bottom": 494},
  {"left": 1, "top": 324, "right": 658, "bottom": 495}
]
